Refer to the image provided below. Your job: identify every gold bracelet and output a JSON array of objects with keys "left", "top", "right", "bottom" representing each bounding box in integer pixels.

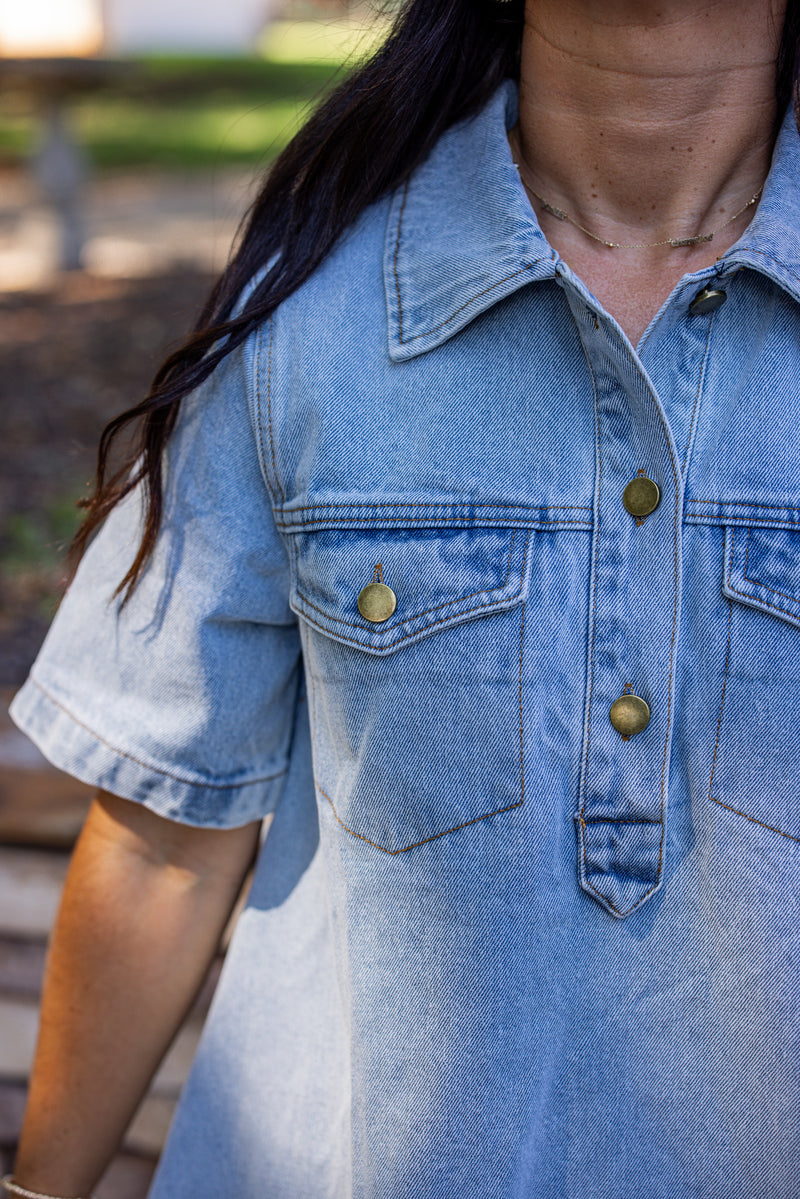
[{"left": 1, "top": 1176, "right": 91, "bottom": 1199}]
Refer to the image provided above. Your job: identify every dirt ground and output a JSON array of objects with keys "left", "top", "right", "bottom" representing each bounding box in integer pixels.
[{"left": 0, "top": 267, "right": 219, "bottom": 685}]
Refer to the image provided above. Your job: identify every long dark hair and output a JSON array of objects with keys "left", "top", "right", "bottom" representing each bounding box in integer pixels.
[{"left": 73, "top": 0, "right": 799, "bottom": 597}]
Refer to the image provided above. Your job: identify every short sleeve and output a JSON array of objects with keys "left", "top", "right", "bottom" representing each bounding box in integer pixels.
[{"left": 9, "top": 325, "right": 301, "bottom": 829}]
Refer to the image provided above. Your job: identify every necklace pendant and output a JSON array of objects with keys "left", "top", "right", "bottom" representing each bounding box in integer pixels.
[
  {"left": 513, "top": 166, "right": 762, "bottom": 253},
  {"left": 541, "top": 200, "right": 568, "bottom": 221},
  {"left": 669, "top": 233, "right": 714, "bottom": 248}
]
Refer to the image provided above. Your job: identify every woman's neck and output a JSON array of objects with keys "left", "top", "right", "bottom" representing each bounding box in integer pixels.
[{"left": 514, "top": 0, "right": 785, "bottom": 343}]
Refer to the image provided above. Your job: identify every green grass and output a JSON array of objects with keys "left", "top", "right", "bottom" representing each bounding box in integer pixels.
[
  {"left": 1, "top": 499, "right": 81, "bottom": 574},
  {"left": 259, "top": 16, "right": 390, "bottom": 64},
  {"left": 71, "top": 94, "right": 315, "bottom": 169},
  {"left": 0, "top": 19, "right": 391, "bottom": 169},
  {"left": 0, "top": 498, "right": 83, "bottom": 621}
]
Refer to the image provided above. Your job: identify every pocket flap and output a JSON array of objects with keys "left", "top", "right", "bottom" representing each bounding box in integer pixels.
[
  {"left": 723, "top": 524, "right": 800, "bottom": 629},
  {"left": 290, "top": 526, "right": 530, "bottom": 655}
]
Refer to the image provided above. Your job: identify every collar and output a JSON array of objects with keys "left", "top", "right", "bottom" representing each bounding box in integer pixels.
[
  {"left": 723, "top": 100, "right": 800, "bottom": 303},
  {"left": 384, "top": 81, "right": 556, "bottom": 362},
  {"left": 384, "top": 83, "right": 800, "bottom": 361}
]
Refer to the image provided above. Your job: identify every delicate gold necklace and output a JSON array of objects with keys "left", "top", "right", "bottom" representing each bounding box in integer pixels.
[{"left": 512, "top": 157, "right": 763, "bottom": 251}]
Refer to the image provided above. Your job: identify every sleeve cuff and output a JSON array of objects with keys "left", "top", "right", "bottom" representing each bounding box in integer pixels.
[{"left": 9, "top": 677, "right": 287, "bottom": 830}]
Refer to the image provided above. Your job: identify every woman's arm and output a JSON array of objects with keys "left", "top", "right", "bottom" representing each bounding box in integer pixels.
[{"left": 11, "top": 791, "right": 261, "bottom": 1199}]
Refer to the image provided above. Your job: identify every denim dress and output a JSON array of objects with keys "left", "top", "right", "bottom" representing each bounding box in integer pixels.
[{"left": 11, "top": 82, "right": 800, "bottom": 1197}]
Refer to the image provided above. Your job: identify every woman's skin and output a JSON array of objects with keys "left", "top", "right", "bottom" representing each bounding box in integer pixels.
[
  {"left": 13, "top": 795, "right": 260, "bottom": 1196},
  {"left": 513, "top": 0, "right": 785, "bottom": 343},
  {"left": 10, "top": 4, "right": 789, "bottom": 1195}
]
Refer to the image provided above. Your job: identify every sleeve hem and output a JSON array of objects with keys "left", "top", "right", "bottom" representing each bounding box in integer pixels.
[{"left": 9, "top": 678, "right": 287, "bottom": 830}]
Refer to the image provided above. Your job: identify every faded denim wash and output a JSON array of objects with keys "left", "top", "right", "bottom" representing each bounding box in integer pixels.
[{"left": 11, "top": 81, "right": 800, "bottom": 1197}]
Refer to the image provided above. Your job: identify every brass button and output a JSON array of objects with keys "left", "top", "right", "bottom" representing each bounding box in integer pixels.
[
  {"left": 357, "top": 581, "right": 397, "bottom": 623},
  {"left": 689, "top": 286, "right": 727, "bottom": 316},
  {"left": 609, "top": 693, "right": 651, "bottom": 738},
  {"left": 623, "top": 475, "right": 660, "bottom": 518}
]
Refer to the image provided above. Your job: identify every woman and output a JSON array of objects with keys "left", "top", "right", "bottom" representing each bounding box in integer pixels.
[{"left": 5, "top": 2, "right": 799, "bottom": 1196}]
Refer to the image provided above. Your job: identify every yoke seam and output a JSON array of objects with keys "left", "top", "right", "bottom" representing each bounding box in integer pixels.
[
  {"left": 276, "top": 501, "right": 592, "bottom": 514},
  {"left": 278, "top": 517, "right": 591, "bottom": 532},
  {"left": 690, "top": 499, "right": 800, "bottom": 511}
]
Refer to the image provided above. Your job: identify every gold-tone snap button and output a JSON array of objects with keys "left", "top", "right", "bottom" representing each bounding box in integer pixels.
[
  {"left": 689, "top": 286, "right": 727, "bottom": 316},
  {"left": 357, "top": 581, "right": 397, "bottom": 623},
  {"left": 609, "top": 693, "right": 651, "bottom": 738},
  {"left": 623, "top": 475, "right": 660, "bottom": 518}
]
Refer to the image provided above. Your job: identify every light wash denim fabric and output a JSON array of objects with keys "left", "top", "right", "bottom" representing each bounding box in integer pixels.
[{"left": 11, "top": 82, "right": 800, "bottom": 1197}]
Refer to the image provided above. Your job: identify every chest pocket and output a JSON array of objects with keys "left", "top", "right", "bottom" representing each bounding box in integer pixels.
[
  {"left": 289, "top": 524, "right": 531, "bottom": 853},
  {"left": 711, "top": 524, "right": 800, "bottom": 845}
]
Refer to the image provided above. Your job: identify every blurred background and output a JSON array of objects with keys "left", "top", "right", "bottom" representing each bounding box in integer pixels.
[{"left": 0, "top": 3, "right": 390, "bottom": 1194}]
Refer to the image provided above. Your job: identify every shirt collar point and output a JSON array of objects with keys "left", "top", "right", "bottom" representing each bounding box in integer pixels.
[{"left": 383, "top": 82, "right": 557, "bottom": 360}]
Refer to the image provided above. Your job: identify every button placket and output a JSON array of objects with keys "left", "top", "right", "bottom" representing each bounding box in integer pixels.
[{"left": 572, "top": 303, "right": 683, "bottom": 918}]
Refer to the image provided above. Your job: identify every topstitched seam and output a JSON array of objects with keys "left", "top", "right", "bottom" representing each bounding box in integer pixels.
[
  {"left": 708, "top": 597, "right": 733, "bottom": 803},
  {"left": 726, "top": 526, "right": 800, "bottom": 620},
  {"left": 709, "top": 795, "right": 800, "bottom": 844},
  {"left": 654, "top": 392, "right": 682, "bottom": 884},
  {"left": 581, "top": 816, "right": 663, "bottom": 825},
  {"left": 577, "top": 349, "right": 608, "bottom": 898},
  {"left": 266, "top": 316, "right": 284, "bottom": 503},
  {"left": 390, "top": 187, "right": 541, "bottom": 347},
  {"left": 277, "top": 518, "right": 591, "bottom": 533},
  {"left": 28, "top": 677, "right": 287, "bottom": 790},
  {"left": 681, "top": 316, "right": 715, "bottom": 477},
  {"left": 392, "top": 182, "right": 409, "bottom": 344},
  {"left": 315, "top": 786, "right": 524, "bottom": 854},
  {"left": 355, "top": 528, "right": 517, "bottom": 622},
  {"left": 732, "top": 245, "right": 800, "bottom": 290},
  {"left": 301, "top": 618, "right": 319, "bottom": 785},
  {"left": 690, "top": 499, "right": 800, "bottom": 511},
  {"left": 276, "top": 501, "right": 593, "bottom": 515},
  {"left": 254, "top": 322, "right": 274, "bottom": 501},
  {"left": 518, "top": 599, "right": 526, "bottom": 811},
  {"left": 740, "top": 526, "right": 800, "bottom": 610},
  {"left": 396, "top": 268, "right": 536, "bottom": 344}
]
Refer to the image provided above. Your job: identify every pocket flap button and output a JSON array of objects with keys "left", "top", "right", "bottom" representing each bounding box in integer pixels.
[
  {"left": 623, "top": 475, "right": 660, "bottom": 518},
  {"left": 689, "top": 286, "right": 727, "bottom": 316},
  {"left": 609, "top": 693, "right": 651, "bottom": 738},
  {"left": 357, "top": 582, "right": 397, "bottom": 623}
]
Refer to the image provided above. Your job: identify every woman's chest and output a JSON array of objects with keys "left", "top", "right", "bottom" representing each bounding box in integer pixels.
[{"left": 256, "top": 268, "right": 800, "bottom": 912}]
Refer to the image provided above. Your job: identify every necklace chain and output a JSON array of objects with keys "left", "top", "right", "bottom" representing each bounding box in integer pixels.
[{"left": 512, "top": 158, "right": 762, "bottom": 251}]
